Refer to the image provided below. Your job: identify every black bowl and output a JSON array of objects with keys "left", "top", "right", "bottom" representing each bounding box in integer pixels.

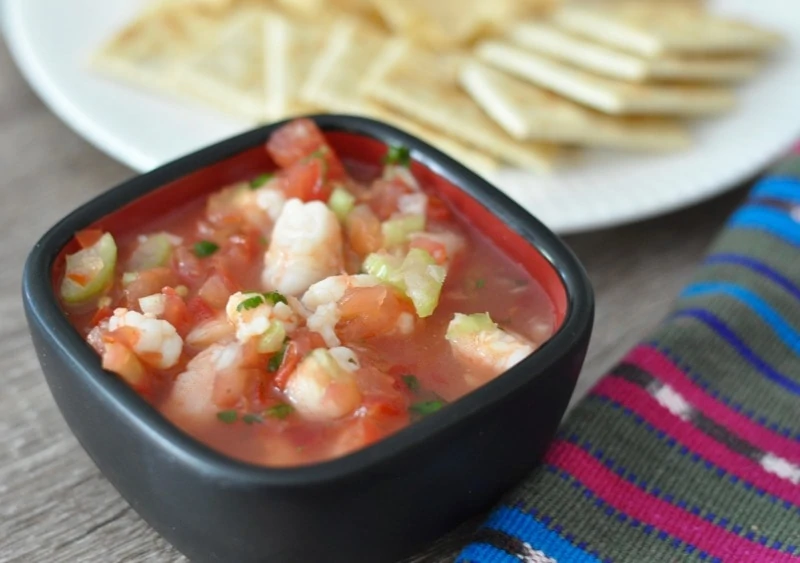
[{"left": 22, "top": 115, "right": 594, "bottom": 563}]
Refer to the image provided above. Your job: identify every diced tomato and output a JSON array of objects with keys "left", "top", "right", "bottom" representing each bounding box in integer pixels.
[
  {"left": 368, "top": 178, "right": 414, "bottom": 220},
  {"left": 338, "top": 286, "right": 412, "bottom": 341},
  {"left": 197, "top": 270, "right": 238, "bottom": 310},
  {"left": 75, "top": 228, "right": 104, "bottom": 249},
  {"left": 91, "top": 306, "right": 113, "bottom": 326},
  {"left": 172, "top": 246, "right": 206, "bottom": 287},
  {"left": 272, "top": 342, "right": 301, "bottom": 390},
  {"left": 272, "top": 329, "right": 327, "bottom": 389},
  {"left": 161, "top": 288, "right": 191, "bottom": 336},
  {"left": 102, "top": 341, "right": 148, "bottom": 391},
  {"left": 266, "top": 119, "right": 346, "bottom": 181},
  {"left": 409, "top": 237, "right": 448, "bottom": 265},
  {"left": 66, "top": 272, "right": 91, "bottom": 286},
  {"left": 345, "top": 205, "right": 383, "bottom": 257},
  {"left": 277, "top": 157, "right": 331, "bottom": 202},
  {"left": 186, "top": 295, "right": 216, "bottom": 325},
  {"left": 426, "top": 195, "right": 451, "bottom": 221}
]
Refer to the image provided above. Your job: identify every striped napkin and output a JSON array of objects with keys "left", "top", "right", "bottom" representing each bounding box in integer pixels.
[{"left": 456, "top": 145, "right": 800, "bottom": 562}]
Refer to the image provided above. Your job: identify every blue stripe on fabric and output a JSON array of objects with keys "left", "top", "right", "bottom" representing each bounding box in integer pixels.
[
  {"left": 460, "top": 506, "right": 601, "bottom": 563},
  {"left": 704, "top": 254, "right": 800, "bottom": 303},
  {"left": 729, "top": 208, "right": 800, "bottom": 246},
  {"left": 751, "top": 176, "right": 800, "bottom": 204},
  {"left": 457, "top": 541, "right": 528, "bottom": 563},
  {"left": 669, "top": 309, "right": 800, "bottom": 396},
  {"left": 681, "top": 282, "right": 800, "bottom": 356}
]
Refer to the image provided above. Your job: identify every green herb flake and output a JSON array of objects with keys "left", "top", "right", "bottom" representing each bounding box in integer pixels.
[
  {"left": 216, "top": 410, "right": 238, "bottom": 424},
  {"left": 258, "top": 236, "right": 268, "bottom": 246},
  {"left": 267, "top": 339, "right": 290, "bottom": 372},
  {"left": 242, "top": 413, "right": 263, "bottom": 425},
  {"left": 475, "top": 279, "right": 486, "bottom": 289},
  {"left": 193, "top": 240, "right": 219, "bottom": 258},
  {"left": 409, "top": 400, "right": 444, "bottom": 417},
  {"left": 236, "top": 295, "right": 264, "bottom": 312},
  {"left": 402, "top": 374, "right": 420, "bottom": 393},
  {"left": 383, "top": 145, "right": 411, "bottom": 167},
  {"left": 265, "top": 403, "right": 294, "bottom": 420},
  {"left": 263, "top": 291, "right": 287, "bottom": 305},
  {"left": 250, "top": 173, "right": 274, "bottom": 189}
]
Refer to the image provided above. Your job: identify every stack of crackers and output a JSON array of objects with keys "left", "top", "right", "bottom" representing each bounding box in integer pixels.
[{"left": 90, "top": 0, "right": 785, "bottom": 175}]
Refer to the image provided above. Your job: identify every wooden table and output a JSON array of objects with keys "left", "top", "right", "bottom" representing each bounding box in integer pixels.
[{"left": 0, "top": 39, "right": 754, "bottom": 562}]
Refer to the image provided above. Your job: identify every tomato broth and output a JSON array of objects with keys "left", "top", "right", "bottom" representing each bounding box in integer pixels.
[{"left": 57, "top": 119, "right": 557, "bottom": 467}]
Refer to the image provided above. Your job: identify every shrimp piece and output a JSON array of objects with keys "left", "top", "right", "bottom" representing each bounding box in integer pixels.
[
  {"left": 107, "top": 308, "right": 183, "bottom": 369},
  {"left": 163, "top": 341, "right": 261, "bottom": 420},
  {"left": 445, "top": 313, "right": 535, "bottom": 376},
  {"left": 225, "top": 291, "right": 300, "bottom": 350},
  {"left": 185, "top": 313, "right": 235, "bottom": 349},
  {"left": 284, "top": 348, "right": 362, "bottom": 420},
  {"left": 162, "top": 343, "right": 224, "bottom": 420},
  {"left": 262, "top": 199, "right": 344, "bottom": 296},
  {"left": 255, "top": 187, "right": 286, "bottom": 222},
  {"left": 300, "top": 275, "right": 412, "bottom": 346}
]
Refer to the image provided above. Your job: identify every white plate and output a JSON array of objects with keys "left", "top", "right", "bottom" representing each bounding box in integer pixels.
[{"left": 4, "top": 0, "right": 800, "bottom": 235}]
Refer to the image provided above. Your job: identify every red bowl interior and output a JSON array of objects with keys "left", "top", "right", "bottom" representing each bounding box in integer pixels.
[{"left": 51, "top": 132, "right": 568, "bottom": 327}]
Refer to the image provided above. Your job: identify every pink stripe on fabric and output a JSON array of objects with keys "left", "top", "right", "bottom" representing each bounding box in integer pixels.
[
  {"left": 793, "top": 142, "right": 800, "bottom": 154},
  {"left": 592, "top": 377, "right": 800, "bottom": 506},
  {"left": 546, "top": 440, "right": 797, "bottom": 562},
  {"left": 627, "top": 345, "right": 800, "bottom": 464}
]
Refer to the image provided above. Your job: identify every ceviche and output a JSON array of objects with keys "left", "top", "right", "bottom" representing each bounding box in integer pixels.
[{"left": 57, "top": 119, "right": 556, "bottom": 467}]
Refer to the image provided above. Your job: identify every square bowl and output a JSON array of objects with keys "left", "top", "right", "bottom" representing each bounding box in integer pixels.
[{"left": 22, "top": 115, "right": 594, "bottom": 563}]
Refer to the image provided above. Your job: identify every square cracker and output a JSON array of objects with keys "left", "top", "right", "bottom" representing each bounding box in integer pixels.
[
  {"left": 263, "top": 11, "right": 326, "bottom": 119},
  {"left": 553, "top": 1, "right": 784, "bottom": 56},
  {"left": 476, "top": 40, "right": 736, "bottom": 116},
  {"left": 90, "top": 5, "right": 230, "bottom": 98},
  {"left": 175, "top": 8, "right": 267, "bottom": 121},
  {"left": 460, "top": 61, "right": 690, "bottom": 151},
  {"left": 300, "top": 17, "right": 500, "bottom": 176},
  {"left": 509, "top": 21, "right": 762, "bottom": 83},
  {"left": 362, "top": 38, "right": 567, "bottom": 173}
]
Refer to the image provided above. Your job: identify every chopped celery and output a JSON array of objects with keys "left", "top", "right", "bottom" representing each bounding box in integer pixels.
[
  {"left": 327, "top": 186, "right": 356, "bottom": 221},
  {"left": 127, "top": 232, "right": 173, "bottom": 271},
  {"left": 445, "top": 313, "right": 497, "bottom": 341},
  {"left": 121, "top": 272, "right": 139, "bottom": 287},
  {"left": 60, "top": 232, "right": 118, "bottom": 305},
  {"left": 257, "top": 322, "right": 287, "bottom": 354},
  {"left": 402, "top": 248, "right": 446, "bottom": 317},
  {"left": 362, "top": 248, "right": 446, "bottom": 318},
  {"left": 381, "top": 214, "right": 425, "bottom": 247}
]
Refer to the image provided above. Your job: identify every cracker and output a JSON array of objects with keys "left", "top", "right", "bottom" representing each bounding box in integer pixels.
[
  {"left": 263, "top": 11, "right": 326, "bottom": 119},
  {"left": 175, "top": 9, "right": 266, "bottom": 120},
  {"left": 476, "top": 40, "right": 736, "bottom": 116},
  {"left": 362, "top": 38, "right": 567, "bottom": 173},
  {"left": 300, "top": 19, "right": 500, "bottom": 176},
  {"left": 509, "top": 21, "right": 761, "bottom": 82},
  {"left": 90, "top": 5, "right": 229, "bottom": 98},
  {"left": 553, "top": 1, "right": 784, "bottom": 56},
  {"left": 461, "top": 61, "right": 690, "bottom": 151}
]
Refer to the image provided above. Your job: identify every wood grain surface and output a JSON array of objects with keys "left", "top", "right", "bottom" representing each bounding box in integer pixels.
[{"left": 0, "top": 38, "right": 755, "bottom": 562}]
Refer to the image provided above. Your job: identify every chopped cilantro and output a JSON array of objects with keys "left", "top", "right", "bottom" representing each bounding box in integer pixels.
[
  {"left": 409, "top": 400, "right": 444, "bottom": 416},
  {"left": 250, "top": 173, "right": 274, "bottom": 189},
  {"left": 402, "top": 374, "right": 420, "bottom": 393},
  {"left": 236, "top": 295, "right": 264, "bottom": 312},
  {"left": 242, "top": 413, "right": 263, "bottom": 425},
  {"left": 268, "top": 339, "right": 290, "bottom": 372},
  {"left": 263, "top": 291, "right": 287, "bottom": 305},
  {"left": 258, "top": 236, "right": 268, "bottom": 246},
  {"left": 383, "top": 145, "right": 411, "bottom": 167},
  {"left": 216, "top": 410, "right": 238, "bottom": 424},
  {"left": 193, "top": 240, "right": 219, "bottom": 258},
  {"left": 475, "top": 279, "right": 486, "bottom": 289},
  {"left": 265, "top": 403, "right": 293, "bottom": 420}
]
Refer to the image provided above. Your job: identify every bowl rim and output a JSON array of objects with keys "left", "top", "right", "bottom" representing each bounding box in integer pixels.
[{"left": 22, "top": 114, "right": 594, "bottom": 486}]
